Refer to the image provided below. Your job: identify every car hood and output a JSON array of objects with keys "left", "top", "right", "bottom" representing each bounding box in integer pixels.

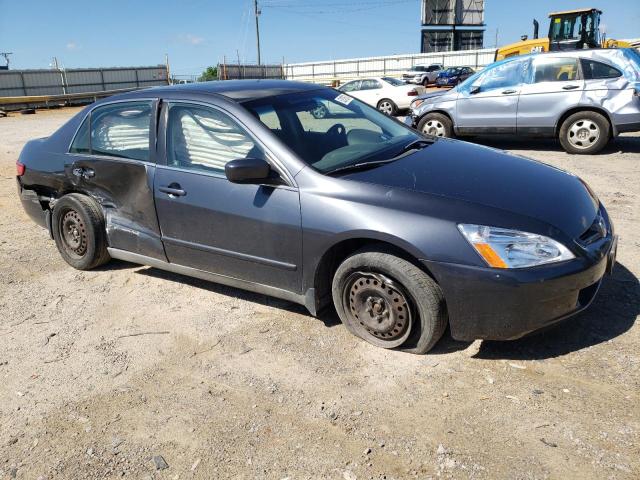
[
  {"left": 415, "top": 90, "right": 449, "bottom": 101},
  {"left": 340, "top": 139, "right": 598, "bottom": 239}
]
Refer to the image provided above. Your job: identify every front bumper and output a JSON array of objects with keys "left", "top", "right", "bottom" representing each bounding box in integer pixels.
[
  {"left": 404, "top": 114, "right": 418, "bottom": 129},
  {"left": 422, "top": 223, "right": 617, "bottom": 341},
  {"left": 436, "top": 77, "right": 456, "bottom": 86}
]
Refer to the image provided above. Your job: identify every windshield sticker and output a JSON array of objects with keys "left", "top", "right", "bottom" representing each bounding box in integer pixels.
[{"left": 335, "top": 93, "right": 353, "bottom": 105}]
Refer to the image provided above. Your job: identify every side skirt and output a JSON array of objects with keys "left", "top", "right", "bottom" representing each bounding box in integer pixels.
[{"left": 107, "top": 248, "right": 315, "bottom": 314}]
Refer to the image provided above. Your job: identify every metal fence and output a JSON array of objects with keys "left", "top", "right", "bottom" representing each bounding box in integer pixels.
[
  {"left": 218, "top": 63, "right": 284, "bottom": 80},
  {"left": 284, "top": 48, "right": 497, "bottom": 84},
  {"left": 0, "top": 65, "right": 169, "bottom": 109}
]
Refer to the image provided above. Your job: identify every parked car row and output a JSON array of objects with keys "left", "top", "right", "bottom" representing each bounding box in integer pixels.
[
  {"left": 405, "top": 48, "right": 640, "bottom": 154},
  {"left": 328, "top": 66, "right": 475, "bottom": 115}
]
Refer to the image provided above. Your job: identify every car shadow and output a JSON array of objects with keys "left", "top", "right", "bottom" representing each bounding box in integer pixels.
[
  {"left": 131, "top": 265, "right": 312, "bottom": 318},
  {"left": 100, "top": 260, "right": 637, "bottom": 354},
  {"left": 467, "top": 133, "right": 640, "bottom": 154},
  {"left": 473, "top": 262, "right": 639, "bottom": 361}
]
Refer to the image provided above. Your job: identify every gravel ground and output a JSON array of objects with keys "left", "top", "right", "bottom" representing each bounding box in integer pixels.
[{"left": 0, "top": 107, "right": 638, "bottom": 480}]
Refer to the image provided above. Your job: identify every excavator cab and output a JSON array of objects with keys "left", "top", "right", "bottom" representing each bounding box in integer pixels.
[{"left": 548, "top": 8, "right": 602, "bottom": 51}]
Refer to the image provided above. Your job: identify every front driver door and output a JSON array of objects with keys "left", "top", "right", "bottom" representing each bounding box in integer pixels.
[
  {"left": 154, "top": 101, "right": 302, "bottom": 293},
  {"left": 456, "top": 59, "right": 527, "bottom": 135}
]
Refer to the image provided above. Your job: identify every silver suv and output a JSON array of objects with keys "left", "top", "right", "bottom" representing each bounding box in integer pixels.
[
  {"left": 406, "top": 49, "right": 640, "bottom": 154},
  {"left": 402, "top": 64, "right": 443, "bottom": 86}
]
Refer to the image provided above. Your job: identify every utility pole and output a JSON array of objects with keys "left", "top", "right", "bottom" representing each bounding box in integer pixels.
[{"left": 254, "top": 0, "right": 261, "bottom": 65}]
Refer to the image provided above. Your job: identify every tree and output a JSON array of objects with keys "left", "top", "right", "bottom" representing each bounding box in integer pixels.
[{"left": 198, "top": 66, "right": 218, "bottom": 82}]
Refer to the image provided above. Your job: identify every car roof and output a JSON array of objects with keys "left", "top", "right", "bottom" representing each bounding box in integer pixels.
[
  {"left": 505, "top": 48, "right": 632, "bottom": 63},
  {"left": 111, "top": 79, "right": 325, "bottom": 103}
]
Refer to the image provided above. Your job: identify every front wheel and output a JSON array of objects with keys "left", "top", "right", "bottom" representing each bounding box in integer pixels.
[
  {"left": 332, "top": 248, "right": 448, "bottom": 354},
  {"left": 52, "top": 193, "right": 110, "bottom": 270},
  {"left": 417, "top": 113, "right": 453, "bottom": 138},
  {"left": 377, "top": 99, "right": 397, "bottom": 116},
  {"left": 558, "top": 111, "right": 610, "bottom": 154}
]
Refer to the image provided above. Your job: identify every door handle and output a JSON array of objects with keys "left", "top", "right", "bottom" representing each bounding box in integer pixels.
[
  {"left": 159, "top": 183, "right": 186, "bottom": 197},
  {"left": 562, "top": 85, "right": 580, "bottom": 90},
  {"left": 502, "top": 89, "right": 517, "bottom": 94}
]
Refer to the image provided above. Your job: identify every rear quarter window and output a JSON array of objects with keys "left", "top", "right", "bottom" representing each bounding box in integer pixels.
[
  {"left": 70, "top": 115, "right": 90, "bottom": 154},
  {"left": 581, "top": 59, "right": 622, "bottom": 80}
]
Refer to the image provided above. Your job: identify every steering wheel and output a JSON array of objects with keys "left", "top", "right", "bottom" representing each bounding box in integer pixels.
[{"left": 327, "top": 123, "right": 347, "bottom": 142}]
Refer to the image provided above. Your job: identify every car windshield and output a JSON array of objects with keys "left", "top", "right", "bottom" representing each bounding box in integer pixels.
[
  {"left": 382, "top": 77, "right": 405, "bottom": 86},
  {"left": 243, "top": 89, "right": 420, "bottom": 175}
]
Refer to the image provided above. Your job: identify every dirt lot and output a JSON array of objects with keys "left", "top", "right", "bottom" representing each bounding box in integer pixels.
[{"left": 0, "top": 107, "right": 638, "bottom": 480}]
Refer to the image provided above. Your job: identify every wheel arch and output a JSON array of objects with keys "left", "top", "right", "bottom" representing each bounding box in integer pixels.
[
  {"left": 418, "top": 109, "right": 455, "bottom": 126},
  {"left": 310, "top": 234, "right": 436, "bottom": 313},
  {"left": 555, "top": 106, "right": 615, "bottom": 138}
]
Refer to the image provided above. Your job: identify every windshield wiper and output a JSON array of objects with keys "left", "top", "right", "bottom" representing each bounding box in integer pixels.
[
  {"left": 325, "top": 158, "right": 403, "bottom": 176},
  {"left": 325, "top": 139, "right": 433, "bottom": 176},
  {"left": 394, "top": 138, "right": 434, "bottom": 156}
]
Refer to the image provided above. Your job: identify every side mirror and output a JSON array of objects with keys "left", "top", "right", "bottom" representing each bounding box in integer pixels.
[
  {"left": 225, "top": 158, "right": 272, "bottom": 184},
  {"left": 470, "top": 84, "right": 481, "bottom": 94}
]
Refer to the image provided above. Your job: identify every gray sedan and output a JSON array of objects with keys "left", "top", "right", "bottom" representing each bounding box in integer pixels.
[{"left": 406, "top": 48, "right": 640, "bottom": 154}]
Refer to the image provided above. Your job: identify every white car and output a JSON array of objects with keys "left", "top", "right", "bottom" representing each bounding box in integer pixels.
[{"left": 336, "top": 77, "right": 424, "bottom": 115}]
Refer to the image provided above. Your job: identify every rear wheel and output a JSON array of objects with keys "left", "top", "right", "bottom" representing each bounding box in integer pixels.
[
  {"left": 559, "top": 111, "right": 610, "bottom": 154},
  {"left": 332, "top": 248, "right": 448, "bottom": 354},
  {"left": 417, "top": 113, "right": 453, "bottom": 138},
  {"left": 52, "top": 193, "right": 110, "bottom": 270},
  {"left": 377, "top": 99, "right": 397, "bottom": 116},
  {"left": 422, "top": 78, "right": 430, "bottom": 87}
]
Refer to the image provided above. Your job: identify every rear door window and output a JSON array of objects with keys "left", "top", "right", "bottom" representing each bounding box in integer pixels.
[
  {"left": 532, "top": 57, "right": 579, "bottom": 82},
  {"left": 581, "top": 59, "right": 622, "bottom": 80},
  {"left": 70, "top": 101, "right": 153, "bottom": 160}
]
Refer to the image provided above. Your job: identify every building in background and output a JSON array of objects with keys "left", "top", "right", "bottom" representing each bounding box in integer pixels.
[{"left": 420, "top": 0, "right": 485, "bottom": 53}]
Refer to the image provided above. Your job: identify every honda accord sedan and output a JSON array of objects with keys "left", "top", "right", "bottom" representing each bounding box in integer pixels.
[{"left": 16, "top": 80, "right": 617, "bottom": 354}]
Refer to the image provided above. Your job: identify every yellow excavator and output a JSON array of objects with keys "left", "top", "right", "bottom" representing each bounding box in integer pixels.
[{"left": 496, "top": 8, "right": 631, "bottom": 60}]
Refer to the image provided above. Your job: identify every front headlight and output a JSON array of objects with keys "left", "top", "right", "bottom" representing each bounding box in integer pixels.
[
  {"left": 458, "top": 224, "right": 575, "bottom": 269},
  {"left": 410, "top": 99, "right": 424, "bottom": 110}
]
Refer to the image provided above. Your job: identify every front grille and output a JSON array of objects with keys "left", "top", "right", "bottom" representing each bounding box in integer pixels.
[{"left": 578, "top": 212, "right": 607, "bottom": 246}]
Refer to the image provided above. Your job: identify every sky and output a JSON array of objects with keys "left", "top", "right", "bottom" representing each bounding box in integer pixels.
[{"left": 1, "top": 0, "right": 638, "bottom": 76}]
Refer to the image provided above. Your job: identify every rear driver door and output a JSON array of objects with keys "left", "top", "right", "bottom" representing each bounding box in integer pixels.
[{"left": 517, "top": 56, "right": 585, "bottom": 135}]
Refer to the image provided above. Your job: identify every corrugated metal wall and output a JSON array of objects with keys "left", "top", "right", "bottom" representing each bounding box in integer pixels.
[
  {"left": 0, "top": 66, "right": 168, "bottom": 98},
  {"left": 218, "top": 64, "right": 284, "bottom": 80},
  {"left": 284, "top": 48, "right": 497, "bottom": 84}
]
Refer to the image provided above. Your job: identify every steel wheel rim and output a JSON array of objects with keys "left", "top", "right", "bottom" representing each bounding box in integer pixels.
[
  {"left": 312, "top": 105, "right": 327, "bottom": 119},
  {"left": 568, "top": 119, "right": 600, "bottom": 149},
  {"left": 60, "top": 209, "right": 88, "bottom": 258},
  {"left": 379, "top": 101, "right": 393, "bottom": 115},
  {"left": 343, "top": 271, "right": 413, "bottom": 348},
  {"left": 422, "top": 119, "right": 445, "bottom": 137}
]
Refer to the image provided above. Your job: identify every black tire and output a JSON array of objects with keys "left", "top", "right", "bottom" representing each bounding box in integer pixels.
[
  {"left": 332, "top": 247, "right": 448, "bottom": 354},
  {"left": 417, "top": 112, "right": 454, "bottom": 138},
  {"left": 377, "top": 98, "right": 397, "bottom": 116},
  {"left": 422, "top": 78, "right": 430, "bottom": 87},
  {"left": 558, "top": 111, "right": 610, "bottom": 154},
  {"left": 52, "top": 193, "right": 110, "bottom": 270}
]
